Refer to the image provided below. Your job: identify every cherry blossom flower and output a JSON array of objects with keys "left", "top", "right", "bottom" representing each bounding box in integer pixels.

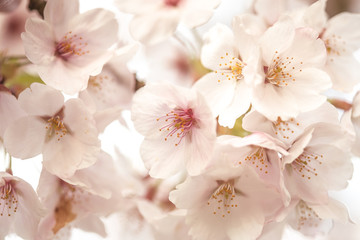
[
  {"left": 216, "top": 134, "right": 291, "bottom": 206},
  {"left": 0, "top": 171, "right": 44, "bottom": 239},
  {"left": 251, "top": 17, "right": 331, "bottom": 121},
  {"left": 131, "top": 83, "right": 216, "bottom": 178},
  {"left": 36, "top": 151, "right": 123, "bottom": 239},
  {"left": 79, "top": 56, "right": 136, "bottom": 133},
  {"left": 300, "top": 0, "right": 360, "bottom": 92},
  {"left": 282, "top": 123, "right": 353, "bottom": 205},
  {"left": 143, "top": 39, "right": 197, "bottom": 87},
  {"left": 21, "top": 0, "right": 119, "bottom": 94},
  {"left": 285, "top": 198, "right": 350, "bottom": 237},
  {"left": 3, "top": 83, "right": 100, "bottom": 179},
  {"left": 242, "top": 102, "right": 339, "bottom": 148},
  {"left": 194, "top": 19, "right": 260, "bottom": 128},
  {"left": 117, "top": 0, "right": 220, "bottom": 45},
  {"left": 169, "top": 157, "right": 282, "bottom": 240}
]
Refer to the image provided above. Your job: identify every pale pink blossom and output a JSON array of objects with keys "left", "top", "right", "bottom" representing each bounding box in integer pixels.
[
  {"left": 36, "top": 151, "right": 123, "bottom": 239},
  {"left": 79, "top": 56, "right": 136, "bottom": 133},
  {"left": 117, "top": 0, "right": 220, "bottom": 45},
  {"left": 282, "top": 123, "right": 353, "bottom": 205},
  {"left": 4, "top": 83, "right": 100, "bottom": 179},
  {"left": 21, "top": 0, "right": 119, "bottom": 94},
  {"left": 286, "top": 198, "right": 350, "bottom": 236},
  {"left": 169, "top": 158, "right": 282, "bottom": 240},
  {"left": 216, "top": 134, "right": 289, "bottom": 205},
  {"left": 131, "top": 83, "right": 216, "bottom": 178},
  {"left": 0, "top": 171, "right": 44, "bottom": 239},
  {"left": 194, "top": 19, "right": 260, "bottom": 128},
  {"left": 251, "top": 17, "right": 331, "bottom": 121},
  {"left": 242, "top": 102, "right": 339, "bottom": 148},
  {"left": 300, "top": 0, "right": 360, "bottom": 92}
]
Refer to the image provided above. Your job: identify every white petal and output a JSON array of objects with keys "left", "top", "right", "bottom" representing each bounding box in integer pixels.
[
  {"left": 325, "top": 54, "right": 360, "bottom": 92},
  {"left": 42, "top": 134, "right": 98, "bottom": 178},
  {"left": 18, "top": 83, "right": 64, "bottom": 117},
  {"left": 193, "top": 72, "right": 236, "bottom": 118},
  {"left": 44, "top": 0, "right": 79, "bottom": 38},
  {"left": 180, "top": 0, "right": 220, "bottom": 28},
  {"left": 21, "top": 18, "right": 54, "bottom": 65},
  {"left": 260, "top": 17, "right": 295, "bottom": 65},
  {"left": 4, "top": 116, "right": 46, "bottom": 159},
  {"left": 310, "top": 198, "right": 350, "bottom": 223},
  {"left": 302, "top": 0, "right": 327, "bottom": 33},
  {"left": 130, "top": 8, "right": 180, "bottom": 45},
  {"left": 14, "top": 178, "right": 44, "bottom": 239},
  {"left": 73, "top": 214, "right": 106, "bottom": 237},
  {"left": 63, "top": 98, "right": 99, "bottom": 147},
  {"left": 0, "top": 91, "right": 25, "bottom": 138},
  {"left": 37, "top": 60, "right": 89, "bottom": 95},
  {"left": 140, "top": 138, "right": 186, "bottom": 178},
  {"left": 218, "top": 81, "right": 251, "bottom": 128},
  {"left": 200, "top": 24, "right": 236, "bottom": 70},
  {"left": 326, "top": 12, "right": 360, "bottom": 52}
]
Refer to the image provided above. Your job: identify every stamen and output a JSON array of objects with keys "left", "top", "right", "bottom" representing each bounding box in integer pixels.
[
  {"left": 46, "top": 116, "right": 68, "bottom": 141},
  {"left": 265, "top": 51, "right": 301, "bottom": 87},
  {"left": 0, "top": 181, "right": 18, "bottom": 217},
  {"left": 55, "top": 31, "right": 89, "bottom": 61},
  {"left": 296, "top": 201, "right": 321, "bottom": 230},
  {"left": 207, "top": 181, "right": 239, "bottom": 218},
  {"left": 216, "top": 53, "right": 245, "bottom": 83},
  {"left": 238, "top": 147, "right": 270, "bottom": 174},
  {"left": 157, "top": 108, "right": 196, "bottom": 146},
  {"left": 273, "top": 117, "right": 300, "bottom": 140},
  {"left": 292, "top": 150, "right": 323, "bottom": 180}
]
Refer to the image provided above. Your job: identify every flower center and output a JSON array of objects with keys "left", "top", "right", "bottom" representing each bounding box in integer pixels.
[
  {"left": 207, "top": 181, "right": 239, "bottom": 218},
  {"left": 273, "top": 117, "right": 300, "bottom": 140},
  {"left": 215, "top": 52, "right": 245, "bottom": 83},
  {"left": 164, "top": 0, "right": 181, "bottom": 7},
  {"left": 296, "top": 201, "right": 321, "bottom": 230},
  {"left": 157, "top": 108, "right": 196, "bottom": 146},
  {"left": 46, "top": 115, "right": 68, "bottom": 141},
  {"left": 238, "top": 147, "right": 269, "bottom": 174},
  {"left": 55, "top": 31, "right": 89, "bottom": 61},
  {"left": 0, "top": 181, "right": 18, "bottom": 217},
  {"left": 265, "top": 51, "right": 302, "bottom": 87},
  {"left": 292, "top": 150, "right": 323, "bottom": 180}
]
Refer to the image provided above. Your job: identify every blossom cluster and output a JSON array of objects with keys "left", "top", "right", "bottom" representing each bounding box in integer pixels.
[{"left": 0, "top": 0, "right": 360, "bottom": 239}]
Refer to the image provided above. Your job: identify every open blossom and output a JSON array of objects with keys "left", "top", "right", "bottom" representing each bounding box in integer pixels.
[
  {"left": 0, "top": 172, "right": 44, "bottom": 239},
  {"left": 117, "top": 0, "right": 220, "bottom": 45},
  {"left": 216, "top": 134, "right": 290, "bottom": 205},
  {"left": 251, "top": 17, "right": 331, "bottom": 121},
  {"left": 37, "top": 151, "right": 123, "bottom": 239},
  {"left": 285, "top": 198, "right": 350, "bottom": 237},
  {"left": 169, "top": 150, "right": 282, "bottom": 240},
  {"left": 194, "top": 18, "right": 260, "bottom": 128},
  {"left": 4, "top": 83, "right": 100, "bottom": 179},
  {"left": 298, "top": 0, "right": 360, "bottom": 92},
  {"left": 282, "top": 123, "right": 353, "bottom": 205},
  {"left": 242, "top": 102, "right": 340, "bottom": 148},
  {"left": 131, "top": 83, "right": 216, "bottom": 178},
  {"left": 21, "top": 0, "right": 119, "bottom": 94}
]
